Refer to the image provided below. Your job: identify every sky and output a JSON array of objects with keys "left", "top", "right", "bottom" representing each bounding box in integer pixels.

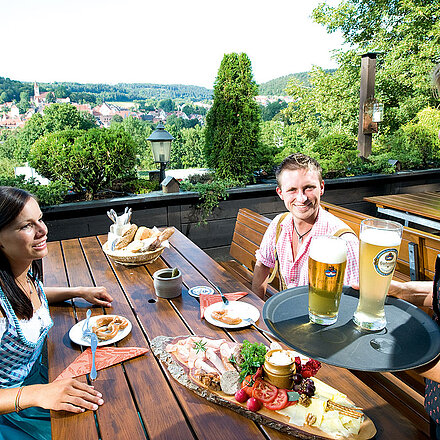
[{"left": 1, "top": 0, "right": 344, "bottom": 89}]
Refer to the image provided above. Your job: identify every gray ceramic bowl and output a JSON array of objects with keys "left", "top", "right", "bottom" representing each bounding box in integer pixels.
[{"left": 153, "top": 268, "right": 182, "bottom": 299}]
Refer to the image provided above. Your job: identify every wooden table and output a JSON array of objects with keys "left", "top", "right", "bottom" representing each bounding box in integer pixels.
[
  {"left": 364, "top": 191, "right": 440, "bottom": 230},
  {"left": 44, "top": 229, "right": 429, "bottom": 439}
]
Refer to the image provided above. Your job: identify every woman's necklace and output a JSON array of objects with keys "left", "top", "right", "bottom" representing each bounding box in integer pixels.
[
  {"left": 15, "top": 275, "right": 33, "bottom": 299},
  {"left": 293, "top": 221, "right": 313, "bottom": 244}
]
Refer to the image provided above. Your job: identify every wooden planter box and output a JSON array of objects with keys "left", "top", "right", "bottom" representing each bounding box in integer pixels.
[{"left": 42, "top": 169, "right": 440, "bottom": 258}]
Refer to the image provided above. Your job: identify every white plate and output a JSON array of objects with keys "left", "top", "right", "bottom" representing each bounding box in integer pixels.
[
  {"left": 69, "top": 314, "right": 132, "bottom": 347},
  {"left": 204, "top": 301, "right": 260, "bottom": 329}
]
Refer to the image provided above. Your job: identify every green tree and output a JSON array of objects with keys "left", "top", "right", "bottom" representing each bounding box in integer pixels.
[
  {"left": 169, "top": 125, "right": 206, "bottom": 169},
  {"left": 312, "top": 0, "right": 440, "bottom": 133},
  {"left": 54, "top": 85, "right": 68, "bottom": 99},
  {"left": 110, "top": 116, "right": 154, "bottom": 170},
  {"left": 18, "top": 91, "right": 30, "bottom": 114},
  {"left": 158, "top": 98, "right": 176, "bottom": 112},
  {"left": 260, "top": 100, "right": 288, "bottom": 122},
  {"left": 43, "top": 103, "right": 96, "bottom": 132},
  {"left": 3, "top": 104, "right": 97, "bottom": 162},
  {"left": 205, "top": 52, "right": 262, "bottom": 181},
  {"left": 46, "top": 92, "right": 56, "bottom": 103},
  {"left": 29, "top": 127, "right": 137, "bottom": 199}
]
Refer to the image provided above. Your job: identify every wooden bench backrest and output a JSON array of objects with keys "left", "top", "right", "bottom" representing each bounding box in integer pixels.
[{"left": 230, "top": 208, "right": 271, "bottom": 273}]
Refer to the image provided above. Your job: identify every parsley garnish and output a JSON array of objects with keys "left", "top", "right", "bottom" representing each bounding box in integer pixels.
[
  {"left": 193, "top": 340, "right": 207, "bottom": 354},
  {"left": 238, "top": 340, "right": 267, "bottom": 380}
]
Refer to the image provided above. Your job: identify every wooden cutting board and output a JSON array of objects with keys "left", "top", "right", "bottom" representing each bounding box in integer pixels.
[{"left": 151, "top": 335, "right": 376, "bottom": 440}]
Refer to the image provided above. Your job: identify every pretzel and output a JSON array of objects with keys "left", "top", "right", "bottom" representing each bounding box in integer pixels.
[
  {"left": 92, "top": 316, "right": 128, "bottom": 341},
  {"left": 211, "top": 309, "right": 242, "bottom": 326}
]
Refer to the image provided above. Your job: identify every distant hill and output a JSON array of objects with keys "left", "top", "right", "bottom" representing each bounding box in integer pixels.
[
  {"left": 258, "top": 69, "right": 337, "bottom": 96},
  {"left": 42, "top": 82, "right": 213, "bottom": 102},
  {"left": 1, "top": 70, "right": 337, "bottom": 105},
  {"left": 0, "top": 77, "right": 213, "bottom": 104}
]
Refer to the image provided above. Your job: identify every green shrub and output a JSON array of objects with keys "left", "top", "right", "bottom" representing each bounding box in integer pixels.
[
  {"left": 30, "top": 127, "right": 137, "bottom": 199},
  {"left": 0, "top": 176, "right": 69, "bottom": 206},
  {"left": 0, "top": 157, "right": 20, "bottom": 177},
  {"left": 119, "top": 178, "right": 160, "bottom": 194},
  {"left": 381, "top": 124, "right": 440, "bottom": 169},
  {"left": 180, "top": 177, "right": 244, "bottom": 224}
]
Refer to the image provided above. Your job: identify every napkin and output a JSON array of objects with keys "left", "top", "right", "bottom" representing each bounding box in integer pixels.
[
  {"left": 55, "top": 346, "right": 148, "bottom": 381},
  {"left": 199, "top": 292, "right": 248, "bottom": 319}
]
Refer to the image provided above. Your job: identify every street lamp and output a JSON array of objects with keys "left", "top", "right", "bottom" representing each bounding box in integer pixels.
[{"left": 147, "top": 122, "right": 174, "bottom": 183}]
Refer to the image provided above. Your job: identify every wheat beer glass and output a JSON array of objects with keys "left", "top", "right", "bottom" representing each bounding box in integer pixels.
[
  {"left": 308, "top": 236, "right": 347, "bottom": 325},
  {"left": 353, "top": 218, "right": 403, "bottom": 331}
]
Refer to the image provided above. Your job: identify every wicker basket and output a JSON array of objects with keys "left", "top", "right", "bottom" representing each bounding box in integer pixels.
[{"left": 102, "top": 241, "right": 165, "bottom": 266}]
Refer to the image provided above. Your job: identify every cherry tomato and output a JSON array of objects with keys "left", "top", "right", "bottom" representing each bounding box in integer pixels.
[
  {"left": 252, "top": 379, "right": 278, "bottom": 404},
  {"left": 247, "top": 397, "right": 261, "bottom": 412},
  {"left": 241, "top": 375, "right": 255, "bottom": 397},
  {"left": 234, "top": 388, "right": 249, "bottom": 403},
  {"left": 263, "top": 389, "right": 289, "bottom": 411}
]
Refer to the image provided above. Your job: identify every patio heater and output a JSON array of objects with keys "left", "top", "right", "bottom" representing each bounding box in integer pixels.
[{"left": 147, "top": 122, "right": 174, "bottom": 184}]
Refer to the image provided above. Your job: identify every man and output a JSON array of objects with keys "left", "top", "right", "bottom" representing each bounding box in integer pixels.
[{"left": 252, "top": 153, "right": 359, "bottom": 299}]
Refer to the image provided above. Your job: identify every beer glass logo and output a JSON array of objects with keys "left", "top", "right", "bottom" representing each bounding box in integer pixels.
[
  {"left": 373, "top": 249, "right": 398, "bottom": 276},
  {"left": 324, "top": 265, "right": 337, "bottom": 278}
]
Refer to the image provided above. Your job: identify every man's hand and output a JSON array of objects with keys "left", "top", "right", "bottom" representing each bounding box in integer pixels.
[{"left": 252, "top": 261, "right": 271, "bottom": 300}]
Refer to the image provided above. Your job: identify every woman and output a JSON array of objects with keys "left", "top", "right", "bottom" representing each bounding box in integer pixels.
[{"left": 0, "top": 186, "right": 114, "bottom": 440}]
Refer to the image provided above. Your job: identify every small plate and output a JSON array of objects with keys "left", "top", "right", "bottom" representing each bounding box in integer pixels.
[
  {"left": 188, "top": 286, "right": 215, "bottom": 298},
  {"left": 69, "top": 315, "right": 132, "bottom": 347},
  {"left": 205, "top": 302, "right": 260, "bottom": 329}
]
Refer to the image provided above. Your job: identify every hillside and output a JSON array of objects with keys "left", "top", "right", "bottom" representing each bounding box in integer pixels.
[
  {"left": 0, "top": 77, "right": 213, "bottom": 103},
  {"left": 258, "top": 69, "right": 337, "bottom": 95},
  {"left": 258, "top": 72, "right": 311, "bottom": 95},
  {"left": 0, "top": 70, "right": 336, "bottom": 104}
]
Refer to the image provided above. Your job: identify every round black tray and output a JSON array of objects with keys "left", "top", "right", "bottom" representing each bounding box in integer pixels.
[{"left": 263, "top": 286, "right": 440, "bottom": 372}]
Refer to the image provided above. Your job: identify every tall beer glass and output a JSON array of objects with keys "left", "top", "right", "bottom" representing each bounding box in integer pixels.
[
  {"left": 353, "top": 218, "right": 403, "bottom": 331},
  {"left": 308, "top": 236, "right": 347, "bottom": 325}
]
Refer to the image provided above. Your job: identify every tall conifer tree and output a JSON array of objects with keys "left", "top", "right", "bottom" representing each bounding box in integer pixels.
[{"left": 205, "top": 53, "right": 261, "bottom": 181}]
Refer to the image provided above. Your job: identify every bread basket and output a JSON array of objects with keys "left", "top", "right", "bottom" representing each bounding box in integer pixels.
[{"left": 102, "top": 241, "right": 165, "bottom": 266}]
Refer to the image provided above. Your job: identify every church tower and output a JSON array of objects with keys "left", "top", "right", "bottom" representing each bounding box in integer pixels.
[{"left": 34, "top": 81, "right": 40, "bottom": 98}]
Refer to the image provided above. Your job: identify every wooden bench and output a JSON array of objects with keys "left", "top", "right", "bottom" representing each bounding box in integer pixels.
[
  {"left": 222, "top": 204, "right": 440, "bottom": 436},
  {"left": 219, "top": 208, "right": 277, "bottom": 298}
]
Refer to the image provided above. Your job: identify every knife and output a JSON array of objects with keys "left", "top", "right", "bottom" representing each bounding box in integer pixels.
[{"left": 90, "top": 333, "right": 98, "bottom": 381}]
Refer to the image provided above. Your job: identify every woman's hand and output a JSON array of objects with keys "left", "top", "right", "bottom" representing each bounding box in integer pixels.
[
  {"left": 78, "top": 286, "right": 113, "bottom": 307},
  {"left": 45, "top": 286, "right": 112, "bottom": 307},
  {"left": 25, "top": 379, "right": 104, "bottom": 413}
]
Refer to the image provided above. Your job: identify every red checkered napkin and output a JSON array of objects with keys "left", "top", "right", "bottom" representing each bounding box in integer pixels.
[
  {"left": 55, "top": 346, "right": 148, "bottom": 380},
  {"left": 199, "top": 292, "right": 248, "bottom": 319}
]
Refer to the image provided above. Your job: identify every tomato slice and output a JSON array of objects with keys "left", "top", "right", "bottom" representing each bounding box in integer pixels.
[
  {"left": 263, "top": 389, "right": 289, "bottom": 410},
  {"left": 252, "top": 379, "right": 278, "bottom": 404}
]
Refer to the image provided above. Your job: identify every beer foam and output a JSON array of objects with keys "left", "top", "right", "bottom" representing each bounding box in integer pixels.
[
  {"left": 360, "top": 228, "right": 401, "bottom": 247},
  {"left": 309, "top": 236, "right": 347, "bottom": 264}
]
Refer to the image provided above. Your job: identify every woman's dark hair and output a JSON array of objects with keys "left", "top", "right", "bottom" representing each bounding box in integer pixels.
[{"left": 0, "top": 186, "right": 42, "bottom": 319}]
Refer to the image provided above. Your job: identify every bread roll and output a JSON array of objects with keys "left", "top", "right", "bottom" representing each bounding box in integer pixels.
[
  {"left": 125, "top": 240, "right": 144, "bottom": 253},
  {"left": 159, "top": 227, "right": 175, "bottom": 242},
  {"left": 115, "top": 224, "right": 138, "bottom": 249},
  {"left": 134, "top": 226, "right": 155, "bottom": 241}
]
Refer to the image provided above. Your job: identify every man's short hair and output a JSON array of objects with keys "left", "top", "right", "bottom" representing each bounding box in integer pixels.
[{"left": 275, "top": 153, "right": 323, "bottom": 186}]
